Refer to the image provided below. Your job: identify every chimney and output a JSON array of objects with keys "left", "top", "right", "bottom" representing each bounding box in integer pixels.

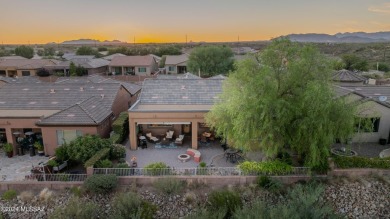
[{"left": 50, "top": 89, "right": 55, "bottom": 93}]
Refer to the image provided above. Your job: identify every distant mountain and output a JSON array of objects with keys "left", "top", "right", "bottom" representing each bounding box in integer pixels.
[
  {"left": 284, "top": 31, "right": 390, "bottom": 43},
  {"left": 61, "top": 39, "right": 125, "bottom": 44}
]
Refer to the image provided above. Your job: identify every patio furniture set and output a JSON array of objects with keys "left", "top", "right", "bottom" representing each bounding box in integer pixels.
[{"left": 141, "top": 131, "right": 185, "bottom": 148}]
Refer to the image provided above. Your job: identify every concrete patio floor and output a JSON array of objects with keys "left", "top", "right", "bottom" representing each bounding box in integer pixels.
[
  {"left": 0, "top": 151, "right": 49, "bottom": 181},
  {"left": 332, "top": 143, "right": 390, "bottom": 158}
]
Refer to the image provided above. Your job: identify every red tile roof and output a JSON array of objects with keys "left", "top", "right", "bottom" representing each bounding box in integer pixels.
[{"left": 109, "top": 56, "right": 154, "bottom": 67}]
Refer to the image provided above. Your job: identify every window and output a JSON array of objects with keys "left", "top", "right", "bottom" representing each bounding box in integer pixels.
[
  {"left": 22, "top": 71, "right": 31, "bottom": 76},
  {"left": 355, "top": 117, "right": 380, "bottom": 133},
  {"left": 56, "top": 130, "right": 83, "bottom": 146},
  {"left": 168, "top": 66, "right": 175, "bottom": 71},
  {"left": 138, "top": 67, "right": 146, "bottom": 73}
]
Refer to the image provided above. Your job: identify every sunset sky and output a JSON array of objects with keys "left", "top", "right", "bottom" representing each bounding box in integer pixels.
[{"left": 0, "top": 0, "right": 389, "bottom": 44}]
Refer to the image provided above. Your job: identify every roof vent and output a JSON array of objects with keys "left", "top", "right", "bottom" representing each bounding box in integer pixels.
[
  {"left": 379, "top": 96, "right": 387, "bottom": 102},
  {"left": 181, "top": 85, "right": 186, "bottom": 90},
  {"left": 100, "top": 94, "right": 105, "bottom": 99},
  {"left": 50, "top": 89, "right": 55, "bottom": 93},
  {"left": 182, "top": 96, "right": 189, "bottom": 99},
  {"left": 80, "top": 87, "right": 84, "bottom": 91}
]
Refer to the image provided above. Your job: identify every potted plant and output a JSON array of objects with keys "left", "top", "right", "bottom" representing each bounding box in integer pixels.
[
  {"left": 3, "top": 143, "right": 13, "bottom": 158},
  {"left": 34, "top": 142, "right": 44, "bottom": 156},
  {"left": 46, "top": 159, "right": 58, "bottom": 173}
]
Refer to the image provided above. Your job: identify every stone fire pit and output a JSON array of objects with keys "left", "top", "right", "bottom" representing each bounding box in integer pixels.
[{"left": 178, "top": 154, "right": 191, "bottom": 162}]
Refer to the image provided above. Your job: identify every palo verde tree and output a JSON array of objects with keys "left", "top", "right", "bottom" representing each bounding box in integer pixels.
[
  {"left": 187, "top": 45, "right": 234, "bottom": 77},
  {"left": 205, "top": 39, "right": 356, "bottom": 167}
]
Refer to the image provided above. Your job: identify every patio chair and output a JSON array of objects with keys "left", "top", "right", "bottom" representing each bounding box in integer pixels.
[
  {"left": 166, "top": 130, "right": 174, "bottom": 140},
  {"left": 146, "top": 132, "right": 159, "bottom": 143},
  {"left": 175, "top": 134, "right": 185, "bottom": 145}
]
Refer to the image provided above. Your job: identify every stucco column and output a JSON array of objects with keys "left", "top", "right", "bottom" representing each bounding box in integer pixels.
[
  {"left": 121, "top": 67, "right": 125, "bottom": 76},
  {"left": 5, "top": 70, "right": 9, "bottom": 77},
  {"left": 191, "top": 122, "right": 198, "bottom": 149},
  {"left": 129, "top": 119, "right": 137, "bottom": 150},
  {"left": 5, "top": 128, "right": 16, "bottom": 155}
]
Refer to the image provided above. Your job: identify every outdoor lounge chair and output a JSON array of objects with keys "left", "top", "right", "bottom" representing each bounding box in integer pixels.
[
  {"left": 166, "top": 130, "right": 174, "bottom": 140},
  {"left": 175, "top": 134, "right": 185, "bottom": 145},
  {"left": 146, "top": 133, "right": 159, "bottom": 143}
]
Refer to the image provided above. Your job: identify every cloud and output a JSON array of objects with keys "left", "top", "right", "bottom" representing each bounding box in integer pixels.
[{"left": 368, "top": 2, "right": 390, "bottom": 14}]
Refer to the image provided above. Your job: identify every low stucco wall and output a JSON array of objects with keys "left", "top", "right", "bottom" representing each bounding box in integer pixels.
[{"left": 329, "top": 168, "right": 390, "bottom": 177}]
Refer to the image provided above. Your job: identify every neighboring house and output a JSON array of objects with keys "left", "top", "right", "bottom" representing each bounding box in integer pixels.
[
  {"left": 335, "top": 85, "right": 390, "bottom": 144},
  {"left": 0, "top": 59, "right": 58, "bottom": 77},
  {"left": 128, "top": 77, "right": 224, "bottom": 150},
  {"left": 165, "top": 54, "right": 188, "bottom": 74},
  {"left": 157, "top": 72, "right": 200, "bottom": 79},
  {"left": 149, "top": 54, "right": 161, "bottom": 63},
  {"left": 62, "top": 54, "right": 95, "bottom": 61},
  {"left": 0, "top": 83, "right": 132, "bottom": 156},
  {"left": 109, "top": 56, "right": 158, "bottom": 75},
  {"left": 0, "top": 76, "right": 41, "bottom": 88},
  {"left": 0, "top": 56, "right": 27, "bottom": 61},
  {"left": 55, "top": 75, "right": 142, "bottom": 106},
  {"left": 332, "top": 69, "right": 367, "bottom": 86},
  {"left": 102, "top": 53, "right": 126, "bottom": 61},
  {"left": 44, "top": 58, "right": 110, "bottom": 75}
]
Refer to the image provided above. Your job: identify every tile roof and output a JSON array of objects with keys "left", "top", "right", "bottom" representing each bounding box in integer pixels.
[
  {"left": 157, "top": 72, "right": 200, "bottom": 79},
  {"left": 0, "top": 56, "right": 27, "bottom": 60},
  {"left": 62, "top": 54, "right": 94, "bottom": 61},
  {"left": 165, "top": 54, "right": 188, "bottom": 65},
  {"left": 130, "top": 78, "right": 224, "bottom": 112},
  {"left": 55, "top": 75, "right": 141, "bottom": 95},
  {"left": 109, "top": 56, "right": 154, "bottom": 66},
  {"left": 45, "top": 58, "right": 109, "bottom": 69},
  {"left": 0, "top": 59, "right": 58, "bottom": 69},
  {"left": 102, "top": 53, "right": 126, "bottom": 61},
  {"left": 0, "top": 76, "right": 42, "bottom": 84},
  {"left": 38, "top": 96, "right": 112, "bottom": 125},
  {"left": 332, "top": 69, "right": 366, "bottom": 82},
  {"left": 341, "top": 85, "right": 390, "bottom": 105},
  {"left": 0, "top": 83, "right": 121, "bottom": 111}
]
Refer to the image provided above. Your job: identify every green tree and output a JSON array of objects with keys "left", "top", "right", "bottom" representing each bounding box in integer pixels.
[
  {"left": 375, "top": 62, "right": 390, "bottom": 72},
  {"left": 14, "top": 45, "right": 34, "bottom": 59},
  {"left": 341, "top": 54, "right": 368, "bottom": 71},
  {"left": 155, "top": 45, "right": 182, "bottom": 56},
  {"left": 75, "top": 65, "right": 87, "bottom": 76},
  {"left": 66, "top": 135, "right": 111, "bottom": 163},
  {"left": 0, "top": 48, "right": 11, "bottom": 57},
  {"left": 37, "top": 49, "right": 45, "bottom": 56},
  {"left": 206, "top": 39, "right": 355, "bottom": 167},
  {"left": 76, "top": 46, "right": 96, "bottom": 56},
  {"left": 98, "top": 47, "right": 108, "bottom": 52},
  {"left": 187, "top": 46, "right": 234, "bottom": 77},
  {"left": 57, "top": 51, "right": 64, "bottom": 57},
  {"left": 69, "top": 62, "right": 77, "bottom": 76},
  {"left": 159, "top": 55, "right": 166, "bottom": 68},
  {"left": 44, "top": 47, "right": 55, "bottom": 56}
]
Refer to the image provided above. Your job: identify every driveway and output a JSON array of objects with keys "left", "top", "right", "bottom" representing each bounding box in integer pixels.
[{"left": 0, "top": 152, "right": 49, "bottom": 181}]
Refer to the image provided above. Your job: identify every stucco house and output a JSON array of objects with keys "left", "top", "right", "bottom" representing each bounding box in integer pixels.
[
  {"left": 109, "top": 56, "right": 158, "bottom": 75},
  {"left": 165, "top": 54, "right": 188, "bottom": 74},
  {"left": 0, "top": 59, "right": 58, "bottom": 77},
  {"left": 0, "top": 82, "right": 133, "bottom": 156},
  {"left": 128, "top": 77, "right": 224, "bottom": 150},
  {"left": 44, "top": 58, "right": 110, "bottom": 75}
]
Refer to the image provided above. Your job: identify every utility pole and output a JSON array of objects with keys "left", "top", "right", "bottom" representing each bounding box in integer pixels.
[
  {"left": 186, "top": 34, "right": 187, "bottom": 45},
  {"left": 134, "top": 36, "right": 135, "bottom": 45}
]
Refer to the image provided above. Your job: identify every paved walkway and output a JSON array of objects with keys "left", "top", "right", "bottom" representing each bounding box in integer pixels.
[
  {"left": 333, "top": 143, "right": 390, "bottom": 158},
  {"left": 0, "top": 152, "right": 49, "bottom": 181}
]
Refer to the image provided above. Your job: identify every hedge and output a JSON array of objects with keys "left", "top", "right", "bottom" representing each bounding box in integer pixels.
[
  {"left": 333, "top": 156, "right": 390, "bottom": 169},
  {"left": 110, "top": 133, "right": 121, "bottom": 144},
  {"left": 238, "top": 160, "right": 293, "bottom": 175},
  {"left": 84, "top": 148, "right": 111, "bottom": 168},
  {"left": 112, "top": 112, "right": 129, "bottom": 144}
]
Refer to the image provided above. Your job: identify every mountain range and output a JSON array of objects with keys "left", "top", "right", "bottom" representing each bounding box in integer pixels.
[
  {"left": 284, "top": 31, "right": 390, "bottom": 43},
  {"left": 61, "top": 39, "right": 124, "bottom": 45}
]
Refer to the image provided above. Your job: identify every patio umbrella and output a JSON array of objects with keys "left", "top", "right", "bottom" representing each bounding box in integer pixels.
[
  {"left": 25, "top": 132, "right": 34, "bottom": 136},
  {"left": 12, "top": 131, "right": 21, "bottom": 135}
]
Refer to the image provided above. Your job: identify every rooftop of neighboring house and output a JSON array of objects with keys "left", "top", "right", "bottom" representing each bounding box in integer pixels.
[
  {"left": 165, "top": 54, "right": 188, "bottom": 65},
  {"left": 340, "top": 85, "right": 390, "bottom": 104},
  {"left": 62, "top": 53, "right": 95, "bottom": 61},
  {"left": 55, "top": 75, "right": 141, "bottom": 95},
  {"left": 157, "top": 72, "right": 200, "bottom": 79},
  {"left": 45, "top": 58, "right": 110, "bottom": 69},
  {"left": 332, "top": 69, "right": 367, "bottom": 82},
  {"left": 0, "top": 76, "right": 42, "bottom": 84},
  {"left": 0, "top": 59, "right": 58, "bottom": 69},
  {"left": 102, "top": 53, "right": 126, "bottom": 61},
  {"left": 129, "top": 77, "right": 224, "bottom": 112},
  {"left": 0, "top": 56, "right": 27, "bottom": 60},
  {"left": 109, "top": 55, "right": 155, "bottom": 67}
]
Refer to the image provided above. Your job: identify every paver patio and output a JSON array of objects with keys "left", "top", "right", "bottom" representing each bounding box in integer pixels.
[
  {"left": 0, "top": 152, "right": 49, "bottom": 181},
  {"left": 333, "top": 143, "right": 390, "bottom": 158}
]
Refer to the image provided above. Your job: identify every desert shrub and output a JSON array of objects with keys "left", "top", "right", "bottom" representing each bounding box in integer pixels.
[
  {"left": 118, "top": 158, "right": 126, "bottom": 163},
  {"left": 95, "top": 159, "right": 113, "bottom": 168},
  {"left": 84, "top": 174, "right": 118, "bottom": 194},
  {"left": 116, "top": 163, "right": 129, "bottom": 168},
  {"left": 110, "top": 144, "right": 126, "bottom": 159},
  {"left": 238, "top": 160, "right": 293, "bottom": 175},
  {"left": 50, "top": 197, "right": 98, "bottom": 219},
  {"left": 184, "top": 192, "right": 197, "bottom": 204},
  {"left": 110, "top": 133, "right": 121, "bottom": 144},
  {"left": 18, "top": 191, "right": 34, "bottom": 202},
  {"left": 2, "top": 189, "right": 17, "bottom": 200},
  {"left": 39, "top": 188, "right": 53, "bottom": 202},
  {"left": 55, "top": 146, "right": 69, "bottom": 162},
  {"left": 334, "top": 156, "right": 390, "bottom": 169},
  {"left": 153, "top": 177, "right": 186, "bottom": 195},
  {"left": 199, "top": 162, "right": 207, "bottom": 167},
  {"left": 144, "top": 162, "right": 170, "bottom": 176},
  {"left": 66, "top": 135, "right": 111, "bottom": 163},
  {"left": 185, "top": 208, "right": 226, "bottom": 219},
  {"left": 70, "top": 187, "right": 84, "bottom": 197},
  {"left": 84, "top": 147, "right": 110, "bottom": 168},
  {"left": 256, "top": 175, "right": 283, "bottom": 192},
  {"left": 110, "top": 192, "right": 157, "bottom": 219},
  {"left": 208, "top": 189, "right": 242, "bottom": 218}
]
